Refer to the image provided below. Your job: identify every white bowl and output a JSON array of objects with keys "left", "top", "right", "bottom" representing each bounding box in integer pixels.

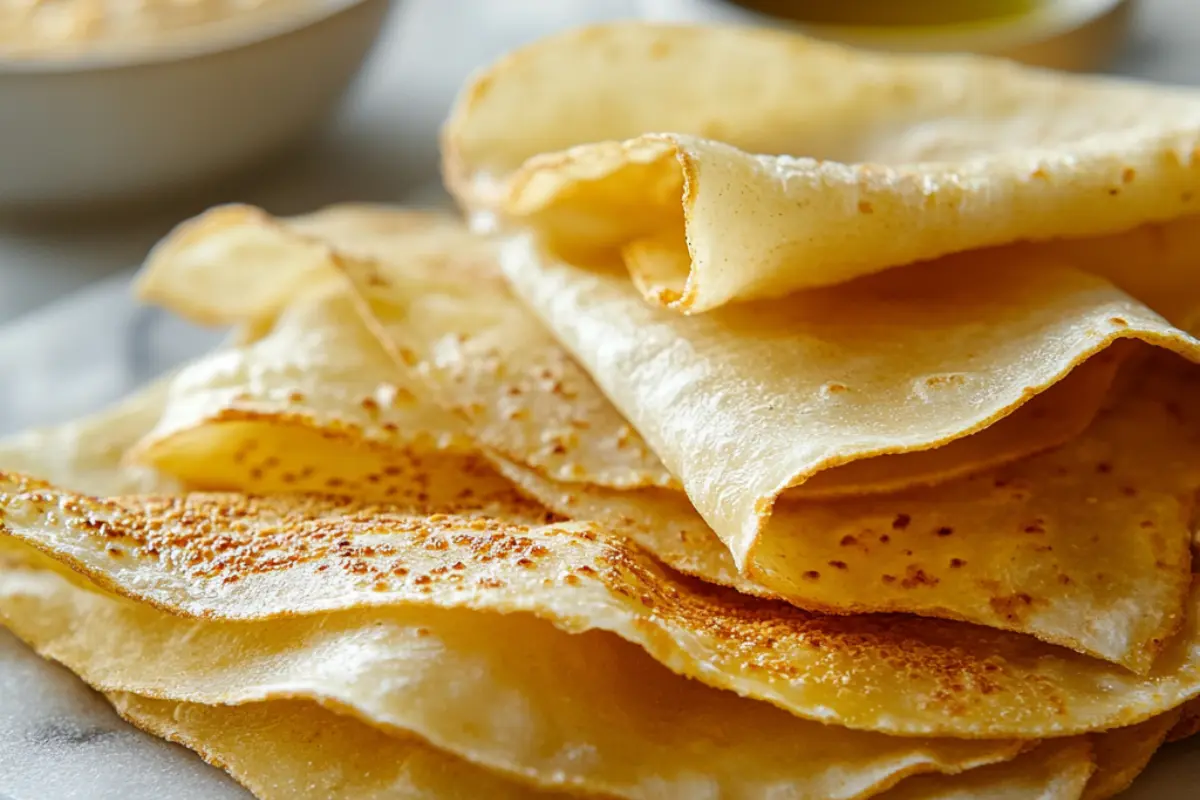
[{"left": 0, "top": 0, "right": 392, "bottom": 211}]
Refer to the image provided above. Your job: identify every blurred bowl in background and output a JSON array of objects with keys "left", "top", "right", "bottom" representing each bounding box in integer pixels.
[
  {"left": 688, "top": 0, "right": 1133, "bottom": 72},
  {"left": 0, "top": 0, "right": 392, "bottom": 213}
]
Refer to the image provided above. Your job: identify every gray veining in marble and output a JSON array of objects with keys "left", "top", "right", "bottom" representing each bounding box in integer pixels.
[
  {"left": 4, "top": 0, "right": 1200, "bottom": 796},
  {"left": 0, "top": 629, "right": 249, "bottom": 799}
]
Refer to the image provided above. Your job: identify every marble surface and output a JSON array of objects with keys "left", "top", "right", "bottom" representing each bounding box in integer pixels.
[
  {"left": 0, "top": 629, "right": 248, "bottom": 800},
  {"left": 5, "top": 0, "right": 1200, "bottom": 796}
]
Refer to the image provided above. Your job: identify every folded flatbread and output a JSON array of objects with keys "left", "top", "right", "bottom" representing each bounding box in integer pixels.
[
  {"left": 444, "top": 23, "right": 1200, "bottom": 315},
  {"left": 0, "top": 388, "right": 1060, "bottom": 800},
  {"left": 348, "top": 245, "right": 1200, "bottom": 671},
  {"left": 1, "top": 546, "right": 1028, "bottom": 799},
  {"left": 133, "top": 206, "right": 1200, "bottom": 671},
  {"left": 0, "top": 370, "right": 1034, "bottom": 800},
  {"left": 108, "top": 693, "right": 567, "bottom": 800},
  {"left": 8, "top": 465, "right": 1200, "bottom": 741},
  {"left": 439, "top": 26, "right": 1200, "bottom": 674},
  {"left": 106, "top": 692, "right": 1176, "bottom": 800}
]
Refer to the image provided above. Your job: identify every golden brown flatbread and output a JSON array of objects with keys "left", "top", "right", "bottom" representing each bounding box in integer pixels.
[
  {"left": 444, "top": 23, "right": 1200, "bottom": 313},
  {"left": 5, "top": 474, "right": 1200, "bottom": 740}
]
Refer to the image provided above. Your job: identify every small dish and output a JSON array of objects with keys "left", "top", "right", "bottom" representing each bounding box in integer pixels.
[
  {"left": 0, "top": 0, "right": 392, "bottom": 212},
  {"left": 692, "top": 0, "right": 1133, "bottom": 72}
]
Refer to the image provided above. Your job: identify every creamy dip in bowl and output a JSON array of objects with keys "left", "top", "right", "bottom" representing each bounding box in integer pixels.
[
  {"left": 0, "top": 0, "right": 392, "bottom": 210},
  {"left": 1, "top": 0, "right": 323, "bottom": 59}
]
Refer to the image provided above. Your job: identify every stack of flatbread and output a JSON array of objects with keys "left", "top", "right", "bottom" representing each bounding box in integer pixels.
[{"left": 6, "top": 22, "right": 1200, "bottom": 799}]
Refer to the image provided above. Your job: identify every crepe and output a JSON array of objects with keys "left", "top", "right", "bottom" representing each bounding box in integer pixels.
[
  {"left": 4, "top": 205, "right": 1190, "bottom": 796},
  {"left": 491, "top": 241, "right": 1200, "bottom": 669},
  {"left": 0, "top": 349, "right": 1041, "bottom": 799},
  {"left": 865, "top": 713, "right": 1179, "bottom": 799},
  {"left": 1082, "top": 712, "right": 1182, "bottom": 800},
  {"left": 342, "top": 224, "right": 1200, "bottom": 668},
  {"left": 143, "top": 204, "right": 1170, "bottom": 505},
  {"left": 140, "top": 306, "right": 1195, "bottom": 668},
  {"left": 0, "top": 377, "right": 177, "bottom": 497},
  {"left": 0, "top": 391, "right": 1042, "bottom": 799},
  {"left": 347, "top": 240, "right": 1121, "bottom": 500},
  {"left": 441, "top": 27, "right": 1200, "bottom": 663},
  {"left": 489, "top": 347, "right": 1200, "bottom": 671},
  {"left": 6, "top": 473, "right": 1200, "bottom": 741},
  {"left": 108, "top": 693, "right": 571, "bottom": 800},
  {"left": 160, "top": 204, "right": 1101, "bottom": 502},
  {"left": 0, "top": 552, "right": 1026, "bottom": 799},
  {"left": 0, "top": 376, "right": 1181, "bottom": 800},
  {"left": 108, "top": 692, "right": 1185, "bottom": 800},
  {"left": 136, "top": 204, "right": 503, "bottom": 332},
  {"left": 132, "top": 280, "right": 471, "bottom": 473},
  {"left": 999, "top": 219, "right": 1200, "bottom": 330},
  {"left": 876, "top": 739, "right": 1094, "bottom": 800},
  {"left": 0, "top": 356, "right": 1053, "bottom": 800},
  {"left": 0, "top": 367, "right": 557, "bottom": 798},
  {"left": 134, "top": 205, "right": 673, "bottom": 492},
  {"left": 499, "top": 346, "right": 1200, "bottom": 672},
  {"left": 444, "top": 23, "right": 1200, "bottom": 313},
  {"left": 500, "top": 237, "right": 1200, "bottom": 560},
  {"left": 129, "top": 205, "right": 1200, "bottom": 667}
]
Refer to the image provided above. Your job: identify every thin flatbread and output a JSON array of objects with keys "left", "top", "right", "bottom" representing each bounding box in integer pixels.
[
  {"left": 497, "top": 238, "right": 1200, "bottom": 586},
  {"left": 996, "top": 218, "right": 1200, "bottom": 330},
  {"left": 0, "top": 554, "right": 1021, "bottom": 800},
  {"left": 131, "top": 207, "right": 1200, "bottom": 665},
  {"left": 6, "top": 474, "right": 1200, "bottom": 739},
  {"left": 136, "top": 204, "right": 341, "bottom": 330},
  {"left": 878, "top": 739, "right": 1094, "bottom": 800},
  {"left": 131, "top": 260, "right": 532, "bottom": 512},
  {"left": 0, "top": 372, "right": 1025, "bottom": 798},
  {"left": 0, "top": 379, "right": 176, "bottom": 496},
  {"left": 137, "top": 207, "right": 674, "bottom": 491},
  {"left": 1082, "top": 712, "right": 1181, "bottom": 800},
  {"left": 109, "top": 693, "right": 565, "bottom": 800},
  {"left": 142, "top": 204, "right": 1155, "bottom": 502},
  {"left": 109, "top": 693, "right": 1182, "bottom": 800},
  {"left": 342, "top": 241, "right": 1116, "bottom": 499},
  {"left": 133, "top": 281, "right": 472, "bottom": 469},
  {"left": 1167, "top": 698, "right": 1200, "bottom": 743},
  {"left": 108, "top": 695, "right": 1045, "bottom": 800},
  {"left": 498, "top": 346, "right": 1200, "bottom": 674},
  {"left": 444, "top": 23, "right": 1200, "bottom": 312},
  {"left": 135, "top": 204, "right": 502, "bottom": 331}
]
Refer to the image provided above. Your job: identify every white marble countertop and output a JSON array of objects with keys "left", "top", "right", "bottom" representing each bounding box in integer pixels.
[{"left": 4, "top": 1, "right": 1200, "bottom": 797}]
